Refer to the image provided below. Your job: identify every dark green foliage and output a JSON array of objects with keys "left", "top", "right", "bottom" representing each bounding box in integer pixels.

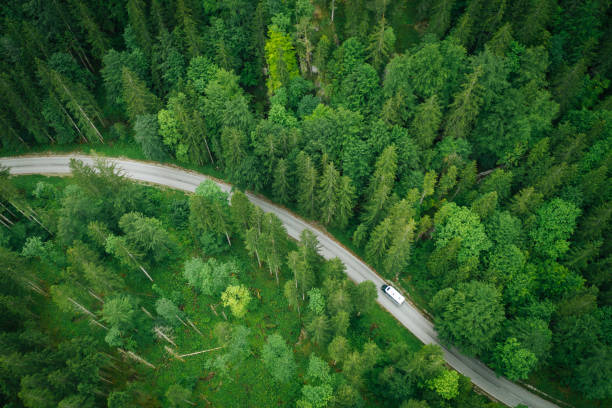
[
  {"left": 2, "top": 1, "right": 612, "bottom": 404},
  {"left": 431, "top": 281, "right": 505, "bottom": 356}
]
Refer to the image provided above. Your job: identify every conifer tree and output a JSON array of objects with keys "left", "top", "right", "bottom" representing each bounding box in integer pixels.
[
  {"left": 122, "top": 68, "right": 161, "bottom": 123},
  {"left": 365, "top": 218, "right": 394, "bottom": 267},
  {"left": 318, "top": 162, "right": 340, "bottom": 226},
  {"left": 383, "top": 219, "right": 416, "bottom": 280},
  {"left": 68, "top": 0, "right": 110, "bottom": 59},
  {"left": 411, "top": 95, "right": 442, "bottom": 149},
  {"left": 428, "top": 0, "right": 456, "bottom": 38},
  {"left": 361, "top": 145, "right": 398, "bottom": 228},
  {"left": 420, "top": 171, "right": 437, "bottom": 205},
  {"left": 127, "top": 0, "right": 152, "bottom": 56},
  {"left": 272, "top": 158, "right": 291, "bottom": 205},
  {"left": 296, "top": 151, "right": 318, "bottom": 218},
  {"left": 444, "top": 65, "right": 484, "bottom": 139},
  {"left": 367, "top": 17, "right": 396, "bottom": 71},
  {"left": 264, "top": 25, "right": 299, "bottom": 94}
]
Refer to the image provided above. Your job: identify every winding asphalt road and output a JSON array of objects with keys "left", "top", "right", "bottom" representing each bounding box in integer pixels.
[{"left": 0, "top": 155, "right": 559, "bottom": 408}]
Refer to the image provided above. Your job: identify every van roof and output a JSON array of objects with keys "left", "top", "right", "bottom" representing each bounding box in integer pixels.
[{"left": 384, "top": 285, "right": 405, "bottom": 304}]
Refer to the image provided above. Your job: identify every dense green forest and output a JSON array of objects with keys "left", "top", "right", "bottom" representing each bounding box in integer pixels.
[
  {"left": 1, "top": 0, "right": 611, "bottom": 406},
  {"left": 0, "top": 165, "right": 499, "bottom": 407}
]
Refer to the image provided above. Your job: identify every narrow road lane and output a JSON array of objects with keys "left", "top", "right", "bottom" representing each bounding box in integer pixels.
[{"left": 0, "top": 155, "right": 559, "bottom": 408}]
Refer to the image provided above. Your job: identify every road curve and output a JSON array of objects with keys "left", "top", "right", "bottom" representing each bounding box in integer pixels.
[{"left": 0, "top": 155, "right": 558, "bottom": 408}]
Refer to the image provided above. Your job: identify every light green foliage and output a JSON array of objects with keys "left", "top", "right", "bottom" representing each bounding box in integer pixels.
[
  {"left": 331, "top": 310, "right": 350, "bottom": 336},
  {"left": 328, "top": 336, "right": 349, "bottom": 365},
  {"left": 101, "top": 295, "right": 137, "bottom": 330},
  {"left": 297, "top": 384, "right": 334, "bottom": 408},
  {"left": 21, "top": 236, "right": 48, "bottom": 259},
  {"left": 190, "top": 180, "right": 233, "bottom": 247},
  {"left": 221, "top": 285, "right": 251, "bottom": 318},
  {"left": 427, "top": 370, "right": 459, "bottom": 400},
  {"left": 431, "top": 281, "right": 504, "bottom": 356},
  {"left": 158, "top": 92, "right": 213, "bottom": 166},
  {"left": 434, "top": 203, "right": 491, "bottom": 263},
  {"left": 492, "top": 338, "right": 538, "bottom": 381},
  {"left": 307, "top": 288, "right": 325, "bottom": 315},
  {"left": 444, "top": 65, "right": 484, "bottom": 139},
  {"left": 165, "top": 384, "right": 192, "bottom": 408},
  {"left": 119, "top": 212, "right": 174, "bottom": 263},
  {"left": 306, "top": 314, "right": 331, "bottom": 345},
  {"left": 352, "top": 280, "right": 377, "bottom": 316},
  {"left": 306, "top": 354, "right": 331, "bottom": 384},
  {"left": 183, "top": 257, "right": 237, "bottom": 296},
  {"left": 264, "top": 25, "right": 299, "bottom": 94},
  {"left": 471, "top": 191, "right": 498, "bottom": 220},
  {"left": 155, "top": 298, "right": 182, "bottom": 327},
  {"left": 261, "top": 333, "right": 296, "bottom": 383},
  {"left": 67, "top": 241, "right": 123, "bottom": 294},
  {"left": 383, "top": 219, "right": 416, "bottom": 279},
  {"left": 420, "top": 171, "right": 437, "bottom": 204},
  {"left": 486, "top": 244, "right": 525, "bottom": 285},
  {"left": 530, "top": 198, "right": 581, "bottom": 259}
]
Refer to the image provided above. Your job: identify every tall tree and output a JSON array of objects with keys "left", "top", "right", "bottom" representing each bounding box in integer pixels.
[
  {"left": 122, "top": 68, "right": 161, "bottom": 123},
  {"left": 261, "top": 333, "right": 296, "bottom": 383},
  {"left": 264, "top": 25, "right": 299, "bottom": 94},
  {"left": 296, "top": 151, "right": 318, "bottom": 218},
  {"left": 431, "top": 281, "right": 505, "bottom": 356},
  {"left": 444, "top": 65, "right": 484, "bottom": 139}
]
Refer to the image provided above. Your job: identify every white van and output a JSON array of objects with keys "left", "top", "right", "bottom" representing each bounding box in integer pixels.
[{"left": 381, "top": 284, "right": 405, "bottom": 305}]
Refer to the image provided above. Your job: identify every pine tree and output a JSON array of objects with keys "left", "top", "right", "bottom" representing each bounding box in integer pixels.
[
  {"left": 296, "top": 151, "right": 318, "bottom": 218},
  {"left": 361, "top": 145, "right": 398, "bottom": 227},
  {"left": 367, "top": 17, "right": 396, "bottom": 71},
  {"left": 411, "top": 95, "right": 442, "bottom": 149},
  {"left": 127, "top": 0, "right": 152, "bottom": 56},
  {"left": 261, "top": 213, "right": 289, "bottom": 285},
  {"left": 428, "top": 0, "right": 456, "bottom": 38},
  {"left": 68, "top": 0, "right": 110, "bottom": 59},
  {"left": 37, "top": 61, "right": 104, "bottom": 143},
  {"left": 307, "top": 314, "right": 331, "bottom": 345},
  {"left": 176, "top": 0, "right": 202, "bottom": 58},
  {"left": 220, "top": 127, "right": 248, "bottom": 180},
  {"left": 383, "top": 219, "right": 416, "bottom": 280},
  {"left": 122, "top": 68, "right": 161, "bottom": 123},
  {"left": 444, "top": 65, "right": 484, "bottom": 139},
  {"left": 272, "top": 158, "right": 291, "bottom": 205},
  {"left": 264, "top": 25, "right": 299, "bottom": 94},
  {"left": 318, "top": 162, "right": 340, "bottom": 226},
  {"left": 336, "top": 176, "right": 356, "bottom": 229},
  {"left": 365, "top": 218, "right": 394, "bottom": 267},
  {"left": 420, "top": 171, "right": 437, "bottom": 205},
  {"left": 437, "top": 165, "right": 458, "bottom": 199},
  {"left": 230, "top": 190, "right": 253, "bottom": 237}
]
